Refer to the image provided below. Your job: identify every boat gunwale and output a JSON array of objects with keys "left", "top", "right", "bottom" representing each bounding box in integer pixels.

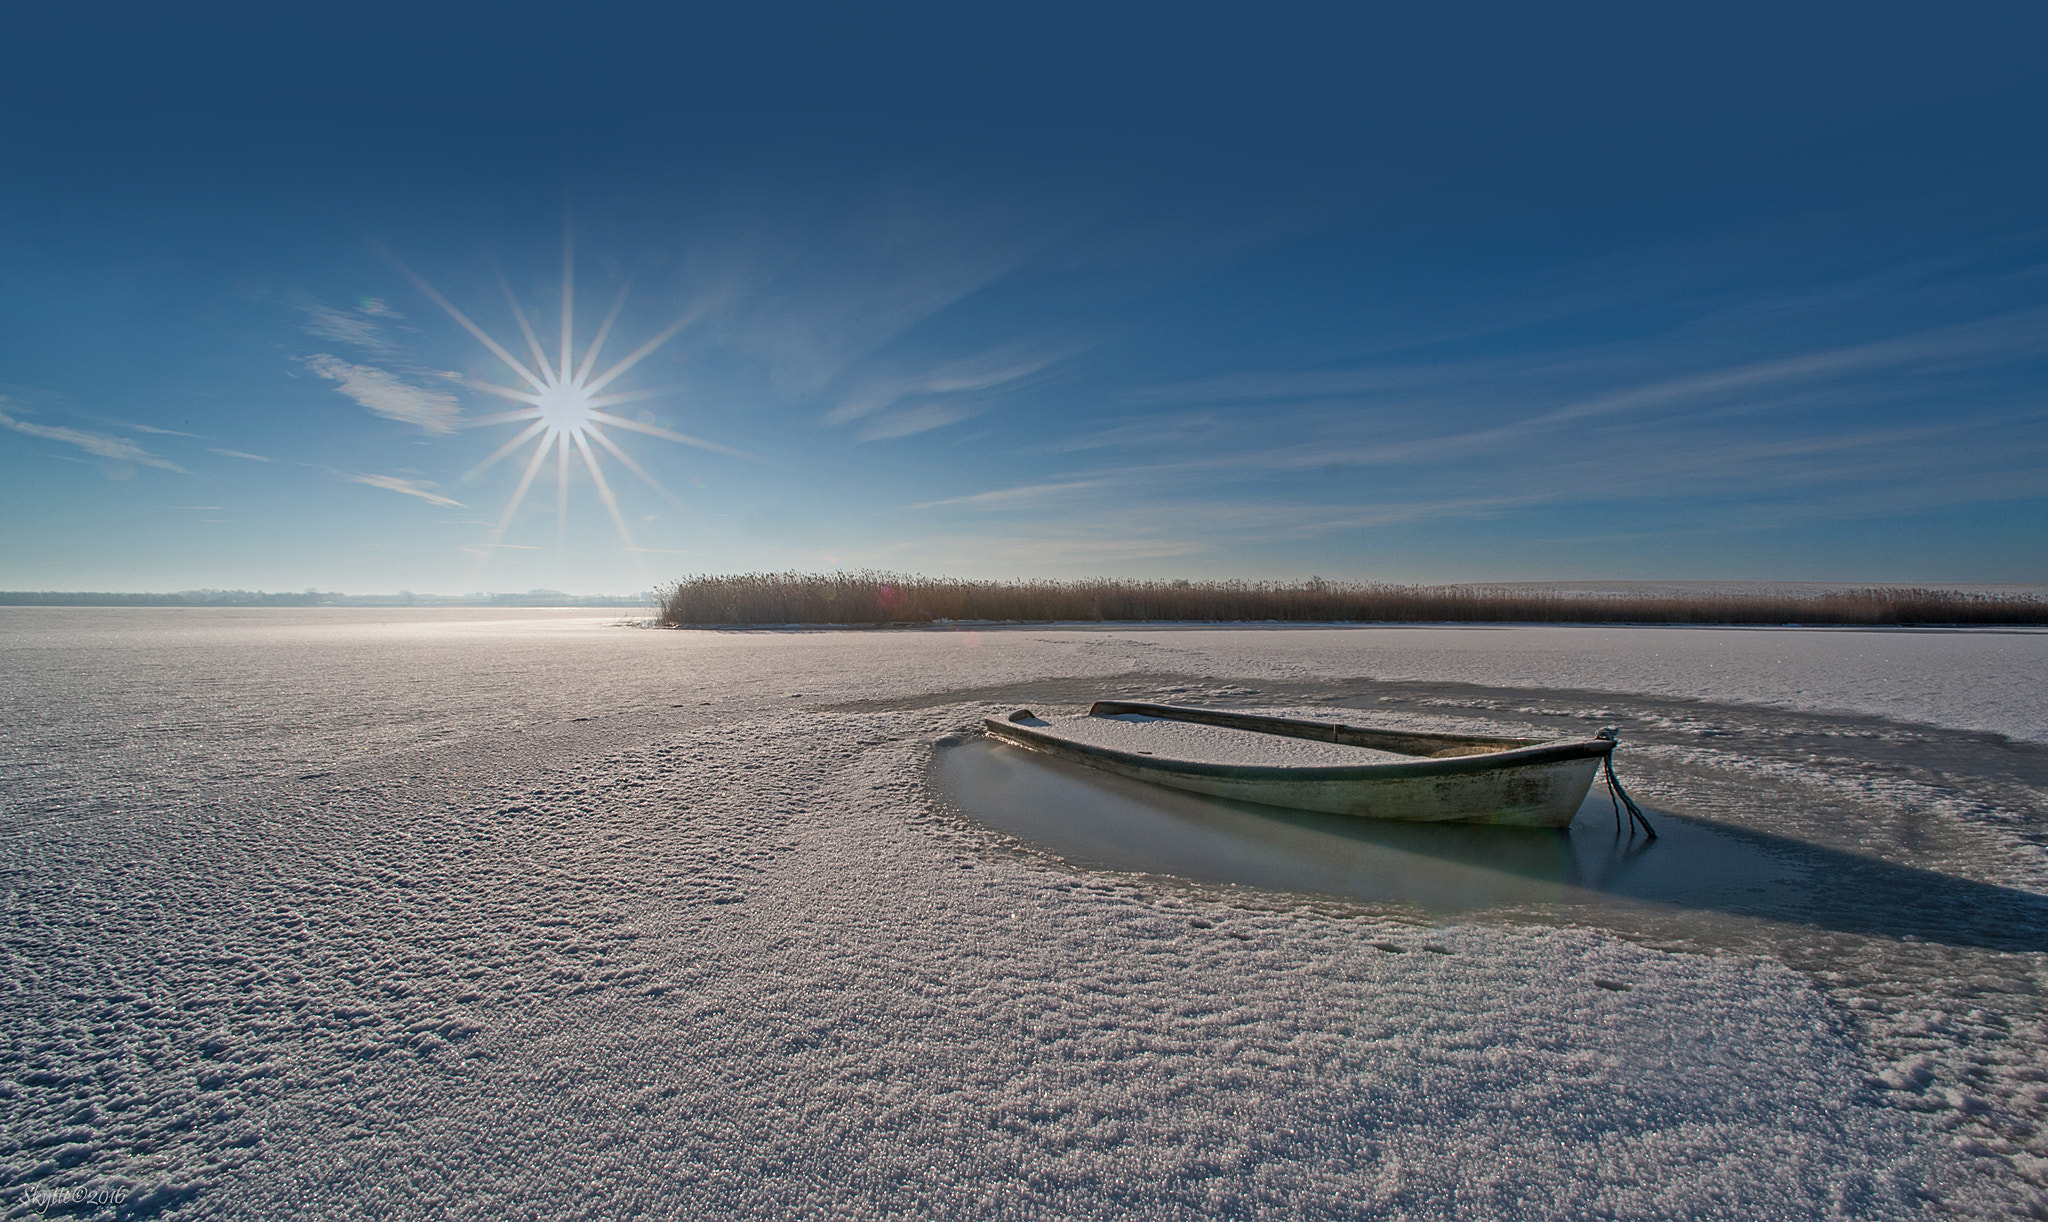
[{"left": 981, "top": 700, "right": 1615, "bottom": 782}]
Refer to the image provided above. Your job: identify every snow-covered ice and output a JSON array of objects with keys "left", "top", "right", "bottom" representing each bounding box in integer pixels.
[{"left": 2, "top": 609, "right": 2045, "bottom": 1219}]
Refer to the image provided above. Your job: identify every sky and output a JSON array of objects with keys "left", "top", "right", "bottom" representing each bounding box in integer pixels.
[{"left": 2, "top": 3, "right": 2044, "bottom": 593}]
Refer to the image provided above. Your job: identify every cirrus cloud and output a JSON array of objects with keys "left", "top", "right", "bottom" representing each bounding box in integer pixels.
[
  {"left": 304, "top": 355, "right": 461, "bottom": 434},
  {"left": 343, "top": 471, "right": 464, "bottom": 507},
  {"left": 0, "top": 405, "right": 188, "bottom": 472},
  {"left": 290, "top": 291, "right": 403, "bottom": 354}
]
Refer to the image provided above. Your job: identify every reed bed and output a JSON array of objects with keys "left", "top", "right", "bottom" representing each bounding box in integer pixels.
[{"left": 656, "top": 571, "right": 2048, "bottom": 627}]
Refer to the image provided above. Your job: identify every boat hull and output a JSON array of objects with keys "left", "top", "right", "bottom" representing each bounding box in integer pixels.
[{"left": 982, "top": 702, "right": 1612, "bottom": 827}]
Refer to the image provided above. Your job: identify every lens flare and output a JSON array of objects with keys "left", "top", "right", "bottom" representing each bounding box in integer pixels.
[{"left": 384, "top": 238, "right": 751, "bottom": 555}]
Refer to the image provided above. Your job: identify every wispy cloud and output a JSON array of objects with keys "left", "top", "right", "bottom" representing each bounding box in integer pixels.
[
  {"left": 291, "top": 292, "right": 402, "bottom": 354},
  {"left": 1023, "top": 492, "right": 1549, "bottom": 546},
  {"left": 1127, "top": 366, "right": 1453, "bottom": 407},
  {"left": 1534, "top": 310, "right": 2048, "bottom": 428},
  {"left": 908, "top": 479, "right": 1111, "bottom": 509},
  {"left": 116, "top": 420, "right": 205, "bottom": 438},
  {"left": 827, "top": 344, "right": 1075, "bottom": 440},
  {"left": 918, "top": 532, "right": 1212, "bottom": 568},
  {"left": 342, "top": 472, "right": 464, "bottom": 507},
  {"left": 826, "top": 347, "right": 1068, "bottom": 425},
  {"left": 1042, "top": 412, "right": 1230, "bottom": 454},
  {"left": 0, "top": 405, "right": 188, "bottom": 472},
  {"left": 1133, "top": 307, "right": 2048, "bottom": 434},
  {"left": 1073, "top": 307, "right": 2048, "bottom": 501},
  {"left": 209, "top": 447, "right": 272, "bottom": 462},
  {"left": 698, "top": 188, "right": 1065, "bottom": 394},
  {"left": 856, "top": 402, "right": 986, "bottom": 441},
  {"left": 921, "top": 376, "right": 2046, "bottom": 558},
  {"left": 304, "top": 355, "right": 461, "bottom": 433}
]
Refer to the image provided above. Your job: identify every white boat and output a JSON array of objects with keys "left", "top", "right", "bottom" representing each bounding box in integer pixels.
[{"left": 982, "top": 700, "right": 1644, "bottom": 830}]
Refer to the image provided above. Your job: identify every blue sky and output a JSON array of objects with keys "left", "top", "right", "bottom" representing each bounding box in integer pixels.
[{"left": 3, "top": 3, "right": 2044, "bottom": 592}]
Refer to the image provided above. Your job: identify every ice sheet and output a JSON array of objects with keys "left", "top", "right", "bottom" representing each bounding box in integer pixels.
[
  {"left": 1, "top": 608, "right": 2042, "bottom": 1219},
  {"left": 1109, "top": 623, "right": 2048, "bottom": 744}
]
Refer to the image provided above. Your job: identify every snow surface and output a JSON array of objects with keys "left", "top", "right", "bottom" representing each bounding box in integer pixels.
[
  {"left": 2, "top": 609, "right": 2045, "bottom": 1219},
  {"left": 1068, "top": 623, "right": 2048, "bottom": 746}
]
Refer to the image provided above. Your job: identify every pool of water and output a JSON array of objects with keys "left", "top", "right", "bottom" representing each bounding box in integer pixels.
[{"left": 933, "top": 735, "right": 2048, "bottom": 951}]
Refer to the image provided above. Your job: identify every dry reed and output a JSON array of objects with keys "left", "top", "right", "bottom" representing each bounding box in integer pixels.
[{"left": 657, "top": 571, "right": 2047, "bottom": 627}]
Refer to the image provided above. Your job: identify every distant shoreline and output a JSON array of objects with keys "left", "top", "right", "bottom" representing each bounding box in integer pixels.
[
  {"left": 8, "top": 577, "right": 2043, "bottom": 626},
  {"left": 0, "top": 591, "right": 650, "bottom": 609}
]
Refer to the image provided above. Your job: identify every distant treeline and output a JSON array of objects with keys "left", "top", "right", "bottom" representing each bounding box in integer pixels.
[
  {"left": 657, "top": 571, "right": 2048, "bottom": 627},
  {"left": 0, "top": 590, "right": 339, "bottom": 607},
  {"left": 0, "top": 590, "right": 651, "bottom": 608}
]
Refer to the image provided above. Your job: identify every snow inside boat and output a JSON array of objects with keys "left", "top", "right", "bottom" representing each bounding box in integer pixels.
[{"left": 982, "top": 700, "right": 1620, "bottom": 827}]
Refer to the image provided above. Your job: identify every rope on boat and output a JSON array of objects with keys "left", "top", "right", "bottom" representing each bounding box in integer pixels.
[{"left": 1595, "top": 728, "right": 1657, "bottom": 839}]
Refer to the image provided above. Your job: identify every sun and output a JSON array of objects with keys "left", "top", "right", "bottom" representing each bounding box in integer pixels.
[
  {"left": 384, "top": 239, "right": 747, "bottom": 554},
  {"left": 534, "top": 382, "right": 595, "bottom": 432}
]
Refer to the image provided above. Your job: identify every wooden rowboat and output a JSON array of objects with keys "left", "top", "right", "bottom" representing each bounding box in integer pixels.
[{"left": 982, "top": 700, "right": 1636, "bottom": 829}]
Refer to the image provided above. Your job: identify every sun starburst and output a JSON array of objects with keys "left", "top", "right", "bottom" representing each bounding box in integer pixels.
[{"left": 384, "top": 238, "right": 745, "bottom": 555}]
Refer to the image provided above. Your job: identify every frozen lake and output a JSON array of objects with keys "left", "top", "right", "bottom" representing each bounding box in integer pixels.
[{"left": 3, "top": 609, "right": 2046, "bottom": 1219}]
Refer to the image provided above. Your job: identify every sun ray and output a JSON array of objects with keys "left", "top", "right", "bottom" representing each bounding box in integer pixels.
[
  {"left": 467, "top": 383, "right": 543, "bottom": 407},
  {"left": 586, "top": 410, "right": 760, "bottom": 461},
  {"left": 574, "top": 282, "right": 632, "bottom": 385},
  {"left": 488, "top": 433, "right": 555, "bottom": 545},
  {"left": 584, "top": 385, "right": 684, "bottom": 410},
  {"left": 583, "top": 304, "right": 709, "bottom": 395},
  {"left": 377, "top": 245, "right": 547, "bottom": 391},
  {"left": 497, "top": 266, "right": 556, "bottom": 384},
  {"left": 460, "top": 405, "right": 544, "bottom": 426},
  {"left": 465, "top": 419, "right": 549, "bottom": 481},
  {"left": 393, "top": 238, "right": 760, "bottom": 562},
  {"left": 560, "top": 229, "right": 575, "bottom": 383},
  {"left": 572, "top": 430, "right": 635, "bottom": 549},
  {"left": 586, "top": 423, "right": 684, "bottom": 507},
  {"left": 554, "top": 432, "right": 571, "bottom": 534}
]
